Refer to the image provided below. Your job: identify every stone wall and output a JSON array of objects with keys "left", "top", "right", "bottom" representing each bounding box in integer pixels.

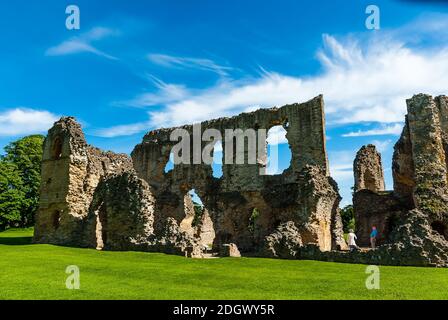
[
  {"left": 406, "top": 95, "right": 448, "bottom": 223},
  {"left": 34, "top": 96, "right": 347, "bottom": 257},
  {"left": 353, "top": 144, "right": 390, "bottom": 245},
  {"left": 33, "top": 117, "right": 133, "bottom": 246},
  {"left": 131, "top": 96, "right": 345, "bottom": 254},
  {"left": 351, "top": 94, "right": 448, "bottom": 266},
  {"left": 353, "top": 190, "right": 403, "bottom": 246},
  {"left": 34, "top": 94, "right": 448, "bottom": 266},
  {"left": 353, "top": 145, "right": 385, "bottom": 193}
]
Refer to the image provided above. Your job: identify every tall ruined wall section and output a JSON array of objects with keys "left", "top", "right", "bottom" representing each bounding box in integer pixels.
[
  {"left": 392, "top": 117, "right": 415, "bottom": 206},
  {"left": 406, "top": 95, "right": 448, "bottom": 222},
  {"left": 34, "top": 96, "right": 346, "bottom": 259},
  {"left": 392, "top": 95, "right": 448, "bottom": 222},
  {"left": 34, "top": 117, "right": 133, "bottom": 246},
  {"left": 132, "top": 96, "right": 346, "bottom": 254},
  {"left": 352, "top": 145, "right": 393, "bottom": 246},
  {"left": 350, "top": 94, "right": 448, "bottom": 266},
  {"left": 353, "top": 145, "right": 385, "bottom": 193}
]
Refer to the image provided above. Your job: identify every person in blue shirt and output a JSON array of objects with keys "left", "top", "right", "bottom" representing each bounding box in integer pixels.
[{"left": 370, "top": 226, "right": 378, "bottom": 249}]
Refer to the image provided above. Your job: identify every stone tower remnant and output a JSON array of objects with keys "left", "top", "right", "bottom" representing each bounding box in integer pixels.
[{"left": 353, "top": 144, "right": 385, "bottom": 193}]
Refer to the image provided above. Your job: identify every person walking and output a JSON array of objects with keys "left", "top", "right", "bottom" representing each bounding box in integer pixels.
[
  {"left": 347, "top": 229, "right": 359, "bottom": 252},
  {"left": 370, "top": 226, "right": 378, "bottom": 250}
]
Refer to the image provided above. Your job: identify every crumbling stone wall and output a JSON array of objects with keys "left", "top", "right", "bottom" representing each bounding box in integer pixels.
[
  {"left": 350, "top": 94, "right": 448, "bottom": 266},
  {"left": 353, "top": 190, "right": 403, "bottom": 246},
  {"left": 353, "top": 144, "right": 392, "bottom": 246},
  {"left": 406, "top": 95, "right": 448, "bottom": 223},
  {"left": 35, "top": 94, "right": 448, "bottom": 266},
  {"left": 354, "top": 145, "right": 385, "bottom": 193},
  {"left": 390, "top": 95, "right": 448, "bottom": 234},
  {"left": 392, "top": 117, "right": 415, "bottom": 206},
  {"left": 82, "top": 172, "right": 155, "bottom": 251},
  {"left": 131, "top": 96, "right": 345, "bottom": 254},
  {"left": 34, "top": 96, "right": 347, "bottom": 258},
  {"left": 33, "top": 117, "right": 133, "bottom": 246}
]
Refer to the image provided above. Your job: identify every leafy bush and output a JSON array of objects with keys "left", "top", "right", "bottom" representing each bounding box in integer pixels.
[
  {"left": 248, "top": 208, "right": 260, "bottom": 233},
  {"left": 340, "top": 205, "right": 355, "bottom": 233},
  {"left": 0, "top": 135, "right": 44, "bottom": 229},
  {"left": 191, "top": 202, "right": 204, "bottom": 227}
]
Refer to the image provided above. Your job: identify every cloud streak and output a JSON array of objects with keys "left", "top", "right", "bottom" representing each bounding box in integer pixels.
[
  {"left": 342, "top": 123, "right": 404, "bottom": 137},
  {"left": 148, "top": 54, "right": 234, "bottom": 76},
  {"left": 96, "top": 15, "right": 448, "bottom": 138},
  {"left": 0, "top": 108, "right": 59, "bottom": 137},
  {"left": 117, "top": 76, "right": 190, "bottom": 108},
  {"left": 46, "top": 27, "right": 118, "bottom": 60}
]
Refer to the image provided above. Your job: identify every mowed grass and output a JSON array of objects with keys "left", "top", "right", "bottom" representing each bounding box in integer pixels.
[{"left": 1, "top": 229, "right": 448, "bottom": 300}]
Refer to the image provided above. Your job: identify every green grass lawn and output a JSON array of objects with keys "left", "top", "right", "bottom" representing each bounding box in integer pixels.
[{"left": 1, "top": 228, "right": 448, "bottom": 300}]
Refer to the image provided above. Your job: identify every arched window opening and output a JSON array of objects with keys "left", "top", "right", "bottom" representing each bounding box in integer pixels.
[
  {"left": 51, "top": 137, "right": 63, "bottom": 160},
  {"left": 52, "top": 210, "right": 61, "bottom": 230},
  {"left": 212, "top": 141, "right": 223, "bottom": 178},
  {"left": 190, "top": 190, "right": 204, "bottom": 227},
  {"left": 265, "top": 125, "right": 291, "bottom": 175},
  {"left": 164, "top": 152, "right": 174, "bottom": 174},
  {"left": 184, "top": 189, "right": 215, "bottom": 251}
]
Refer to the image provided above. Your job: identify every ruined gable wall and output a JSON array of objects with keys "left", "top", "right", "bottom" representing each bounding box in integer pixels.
[
  {"left": 131, "top": 96, "right": 343, "bottom": 253},
  {"left": 392, "top": 95, "right": 448, "bottom": 215},
  {"left": 132, "top": 95, "right": 329, "bottom": 192},
  {"left": 392, "top": 117, "right": 415, "bottom": 206},
  {"left": 406, "top": 94, "right": 448, "bottom": 223},
  {"left": 35, "top": 96, "right": 345, "bottom": 257},
  {"left": 34, "top": 117, "right": 133, "bottom": 246}
]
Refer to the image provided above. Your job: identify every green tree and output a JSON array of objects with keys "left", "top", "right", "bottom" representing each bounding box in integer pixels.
[
  {"left": 0, "top": 135, "right": 44, "bottom": 228},
  {"left": 0, "top": 161, "right": 24, "bottom": 230},
  {"left": 248, "top": 208, "right": 260, "bottom": 233},
  {"left": 192, "top": 202, "right": 204, "bottom": 227},
  {"left": 340, "top": 205, "right": 355, "bottom": 233}
]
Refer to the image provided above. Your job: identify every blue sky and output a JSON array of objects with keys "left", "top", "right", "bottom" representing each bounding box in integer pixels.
[{"left": 1, "top": 0, "right": 448, "bottom": 205}]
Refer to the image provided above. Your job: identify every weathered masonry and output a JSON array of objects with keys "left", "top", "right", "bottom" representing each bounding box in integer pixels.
[
  {"left": 34, "top": 94, "right": 448, "bottom": 267},
  {"left": 347, "top": 94, "right": 448, "bottom": 267},
  {"left": 34, "top": 96, "right": 346, "bottom": 258}
]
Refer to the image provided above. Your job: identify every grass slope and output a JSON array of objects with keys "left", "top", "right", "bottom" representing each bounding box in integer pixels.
[{"left": 1, "top": 228, "right": 447, "bottom": 300}]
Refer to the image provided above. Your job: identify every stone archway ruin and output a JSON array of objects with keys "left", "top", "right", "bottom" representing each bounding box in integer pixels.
[
  {"left": 34, "top": 95, "right": 346, "bottom": 258},
  {"left": 33, "top": 94, "right": 448, "bottom": 267}
]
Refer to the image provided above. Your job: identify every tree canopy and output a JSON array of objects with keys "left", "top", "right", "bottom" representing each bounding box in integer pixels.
[
  {"left": 0, "top": 135, "right": 44, "bottom": 230},
  {"left": 340, "top": 204, "right": 355, "bottom": 233}
]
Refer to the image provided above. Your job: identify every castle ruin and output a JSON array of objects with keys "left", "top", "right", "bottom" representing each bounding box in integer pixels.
[{"left": 34, "top": 94, "right": 448, "bottom": 267}]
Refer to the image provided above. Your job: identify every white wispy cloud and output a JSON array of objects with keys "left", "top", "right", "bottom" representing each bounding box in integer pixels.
[
  {"left": 148, "top": 54, "right": 234, "bottom": 76},
  {"left": 370, "top": 139, "right": 393, "bottom": 153},
  {"left": 97, "top": 14, "right": 448, "bottom": 138},
  {"left": 117, "top": 76, "right": 190, "bottom": 108},
  {"left": 46, "top": 27, "right": 118, "bottom": 60},
  {"left": 94, "top": 120, "right": 150, "bottom": 138},
  {"left": 0, "top": 108, "right": 59, "bottom": 137},
  {"left": 330, "top": 160, "right": 354, "bottom": 181},
  {"left": 267, "top": 125, "right": 288, "bottom": 145},
  {"left": 342, "top": 123, "right": 403, "bottom": 137},
  {"left": 328, "top": 150, "right": 357, "bottom": 205}
]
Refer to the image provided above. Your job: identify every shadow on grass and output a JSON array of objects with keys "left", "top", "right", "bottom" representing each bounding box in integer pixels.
[{"left": 0, "top": 236, "right": 33, "bottom": 245}]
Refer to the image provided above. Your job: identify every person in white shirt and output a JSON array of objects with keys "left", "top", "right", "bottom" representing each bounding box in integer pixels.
[{"left": 347, "top": 229, "right": 359, "bottom": 252}]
